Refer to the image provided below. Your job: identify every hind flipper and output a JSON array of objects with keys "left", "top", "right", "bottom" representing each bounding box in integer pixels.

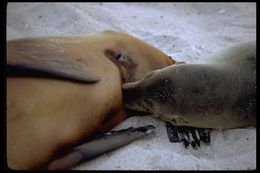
[
  {"left": 165, "top": 122, "right": 212, "bottom": 149},
  {"left": 7, "top": 47, "right": 100, "bottom": 83}
]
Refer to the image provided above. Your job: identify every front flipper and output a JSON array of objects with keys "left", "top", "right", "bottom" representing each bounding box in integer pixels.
[
  {"left": 7, "top": 47, "right": 100, "bottom": 83},
  {"left": 165, "top": 122, "right": 212, "bottom": 149},
  {"left": 46, "top": 125, "right": 155, "bottom": 170}
]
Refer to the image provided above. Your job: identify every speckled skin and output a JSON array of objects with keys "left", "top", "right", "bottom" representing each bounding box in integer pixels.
[
  {"left": 7, "top": 30, "right": 175, "bottom": 170},
  {"left": 123, "top": 41, "right": 256, "bottom": 129}
]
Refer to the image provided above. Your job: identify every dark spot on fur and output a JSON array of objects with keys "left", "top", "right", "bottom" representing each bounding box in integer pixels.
[{"left": 104, "top": 49, "right": 138, "bottom": 83}]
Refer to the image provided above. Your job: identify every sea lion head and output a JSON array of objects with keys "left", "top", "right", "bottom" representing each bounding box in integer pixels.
[
  {"left": 102, "top": 30, "right": 176, "bottom": 83},
  {"left": 122, "top": 65, "right": 176, "bottom": 116}
]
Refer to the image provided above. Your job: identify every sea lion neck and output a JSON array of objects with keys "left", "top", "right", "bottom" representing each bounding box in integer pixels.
[{"left": 104, "top": 49, "right": 138, "bottom": 83}]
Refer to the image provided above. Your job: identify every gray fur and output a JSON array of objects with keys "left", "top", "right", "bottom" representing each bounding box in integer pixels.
[{"left": 123, "top": 41, "right": 256, "bottom": 129}]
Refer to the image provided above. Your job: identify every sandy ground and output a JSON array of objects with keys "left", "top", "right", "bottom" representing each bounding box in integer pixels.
[{"left": 7, "top": 3, "right": 256, "bottom": 170}]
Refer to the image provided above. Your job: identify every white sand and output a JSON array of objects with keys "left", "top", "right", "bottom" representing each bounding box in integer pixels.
[{"left": 7, "top": 2, "right": 256, "bottom": 170}]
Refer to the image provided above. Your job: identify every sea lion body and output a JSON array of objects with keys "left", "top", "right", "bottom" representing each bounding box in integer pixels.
[
  {"left": 123, "top": 41, "right": 256, "bottom": 129},
  {"left": 7, "top": 30, "right": 175, "bottom": 170}
]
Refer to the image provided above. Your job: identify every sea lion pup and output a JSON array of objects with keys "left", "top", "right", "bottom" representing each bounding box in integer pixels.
[
  {"left": 6, "top": 30, "right": 175, "bottom": 170},
  {"left": 123, "top": 41, "right": 256, "bottom": 130}
]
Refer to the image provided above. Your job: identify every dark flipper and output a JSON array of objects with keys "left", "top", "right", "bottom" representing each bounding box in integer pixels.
[
  {"left": 6, "top": 47, "right": 100, "bottom": 83},
  {"left": 165, "top": 122, "right": 212, "bottom": 149},
  {"left": 47, "top": 125, "right": 155, "bottom": 170}
]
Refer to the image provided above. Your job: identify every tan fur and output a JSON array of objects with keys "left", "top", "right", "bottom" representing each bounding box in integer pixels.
[{"left": 7, "top": 30, "right": 175, "bottom": 170}]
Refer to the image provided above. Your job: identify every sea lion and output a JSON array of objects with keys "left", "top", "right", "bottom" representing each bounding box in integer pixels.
[
  {"left": 6, "top": 30, "right": 175, "bottom": 170},
  {"left": 123, "top": 41, "right": 256, "bottom": 129}
]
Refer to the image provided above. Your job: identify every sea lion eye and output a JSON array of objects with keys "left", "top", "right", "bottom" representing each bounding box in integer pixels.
[
  {"left": 104, "top": 49, "right": 137, "bottom": 82},
  {"left": 115, "top": 53, "right": 127, "bottom": 62},
  {"left": 104, "top": 49, "right": 126, "bottom": 62},
  {"left": 115, "top": 53, "right": 122, "bottom": 60}
]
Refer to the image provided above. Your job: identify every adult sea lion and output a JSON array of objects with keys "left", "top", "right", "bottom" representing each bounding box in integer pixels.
[
  {"left": 123, "top": 41, "right": 256, "bottom": 129},
  {"left": 6, "top": 30, "right": 175, "bottom": 170}
]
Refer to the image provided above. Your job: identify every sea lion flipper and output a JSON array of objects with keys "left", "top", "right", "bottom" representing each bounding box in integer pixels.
[
  {"left": 7, "top": 48, "right": 100, "bottom": 83},
  {"left": 165, "top": 122, "right": 212, "bottom": 149},
  {"left": 47, "top": 125, "right": 155, "bottom": 170}
]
